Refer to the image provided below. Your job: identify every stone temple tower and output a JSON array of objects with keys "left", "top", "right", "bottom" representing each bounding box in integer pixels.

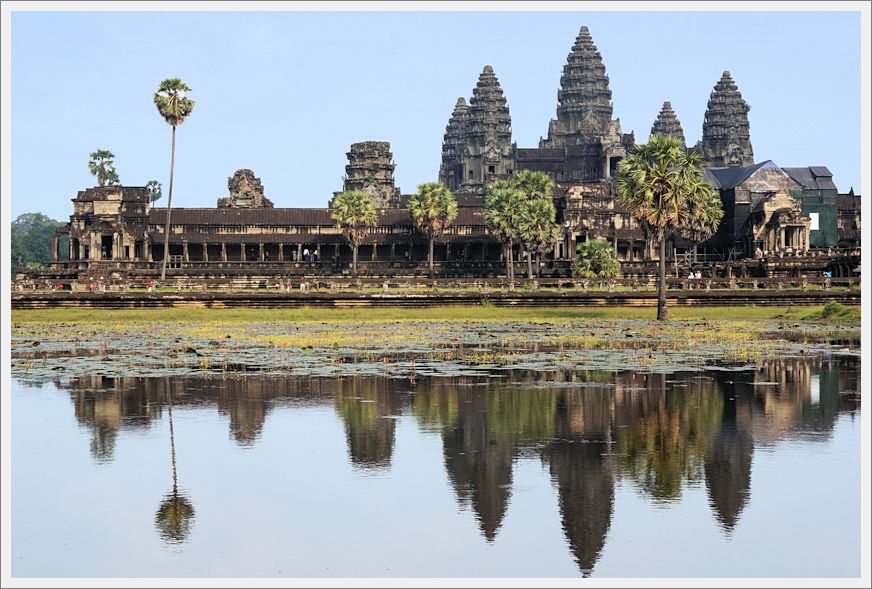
[
  {"left": 439, "top": 97, "right": 469, "bottom": 192},
  {"left": 540, "top": 26, "right": 633, "bottom": 180},
  {"left": 649, "top": 101, "right": 686, "bottom": 147},
  {"left": 459, "top": 65, "right": 513, "bottom": 192},
  {"left": 332, "top": 141, "right": 402, "bottom": 208},
  {"left": 542, "top": 25, "right": 613, "bottom": 143},
  {"left": 702, "top": 71, "right": 754, "bottom": 168}
]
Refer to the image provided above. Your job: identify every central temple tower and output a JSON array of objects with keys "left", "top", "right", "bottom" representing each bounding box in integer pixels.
[{"left": 539, "top": 26, "right": 634, "bottom": 180}]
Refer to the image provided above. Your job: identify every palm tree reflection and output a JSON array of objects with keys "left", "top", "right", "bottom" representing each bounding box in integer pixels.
[{"left": 155, "top": 384, "right": 195, "bottom": 544}]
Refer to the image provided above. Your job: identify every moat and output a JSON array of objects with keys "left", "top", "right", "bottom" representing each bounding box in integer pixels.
[{"left": 12, "top": 355, "right": 860, "bottom": 578}]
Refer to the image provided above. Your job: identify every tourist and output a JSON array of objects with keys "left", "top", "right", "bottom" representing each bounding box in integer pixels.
[{"left": 303, "top": 248, "right": 310, "bottom": 262}]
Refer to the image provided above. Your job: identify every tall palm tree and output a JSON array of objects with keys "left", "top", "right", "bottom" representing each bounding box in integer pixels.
[
  {"left": 679, "top": 185, "right": 724, "bottom": 264},
  {"left": 154, "top": 78, "right": 195, "bottom": 280},
  {"left": 407, "top": 182, "right": 458, "bottom": 278},
  {"left": 331, "top": 191, "right": 378, "bottom": 277},
  {"left": 88, "top": 150, "right": 119, "bottom": 187},
  {"left": 511, "top": 170, "right": 555, "bottom": 279},
  {"left": 518, "top": 197, "right": 561, "bottom": 279},
  {"left": 616, "top": 134, "right": 721, "bottom": 320},
  {"left": 484, "top": 179, "right": 524, "bottom": 283},
  {"left": 146, "top": 180, "right": 162, "bottom": 204}
]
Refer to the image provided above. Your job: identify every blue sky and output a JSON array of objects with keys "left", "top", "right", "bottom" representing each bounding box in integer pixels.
[{"left": 11, "top": 10, "right": 862, "bottom": 221}]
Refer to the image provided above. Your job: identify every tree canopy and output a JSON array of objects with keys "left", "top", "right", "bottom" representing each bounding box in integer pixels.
[
  {"left": 574, "top": 239, "right": 619, "bottom": 279},
  {"left": 88, "top": 150, "right": 119, "bottom": 187},
  {"left": 11, "top": 212, "right": 65, "bottom": 276},
  {"left": 154, "top": 78, "right": 195, "bottom": 127}
]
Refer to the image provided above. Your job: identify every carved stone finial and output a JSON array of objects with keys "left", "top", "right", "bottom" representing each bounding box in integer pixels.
[{"left": 217, "top": 169, "right": 274, "bottom": 208}]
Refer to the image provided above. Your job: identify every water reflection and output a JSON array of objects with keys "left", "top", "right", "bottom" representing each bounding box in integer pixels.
[
  {"left": 38, "top": 355, "right": 859, "bottom": 575},
  {"left": 154, "top": 385, "right": 195, "bottom": 544}
]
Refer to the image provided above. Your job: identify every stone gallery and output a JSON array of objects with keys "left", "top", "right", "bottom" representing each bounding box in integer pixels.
[{"left": 43, "top": 26, "right": 861, "bottom": 282}]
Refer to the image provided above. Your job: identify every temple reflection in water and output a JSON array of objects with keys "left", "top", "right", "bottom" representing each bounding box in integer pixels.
[{"left": 38, "top": 355, "right": 859, "bottom": 576}]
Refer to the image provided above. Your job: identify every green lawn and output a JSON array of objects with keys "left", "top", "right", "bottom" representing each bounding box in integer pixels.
[{"left": 11, "top": 304, "right": 860, "bottom": 325}]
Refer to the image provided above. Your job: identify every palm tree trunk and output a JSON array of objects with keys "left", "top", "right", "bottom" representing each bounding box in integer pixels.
[
  {"left": 506, "top": 238, "right": 514, "bottom": 286},
  {"left": 526, "top": 250, "right": 533, "bottom": 280},
  {"left": 428, "top": 237, "right": 434, "bottom": 279},
  {"left": 658, "top": 236, "right": 668, "bottom": 321},
  {"left": 352, "top": 243, "right": 358, "bottom": 277},
  {"left": 160, "top": 125, "right": 177, "bottom": 281}
]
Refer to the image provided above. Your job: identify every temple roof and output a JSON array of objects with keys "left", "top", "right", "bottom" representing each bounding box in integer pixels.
[
  {"left": 781, "top": 166, "right": 837, "bottom": 191},
  {"left": 705, "top": 160, "right": 778, "bottom": 190},
  {"left": 148, "top": 207, "right": 488, "bottom": 227}
]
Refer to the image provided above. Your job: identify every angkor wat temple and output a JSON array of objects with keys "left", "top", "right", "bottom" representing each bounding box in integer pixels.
[{"left": 39, "top": 25, "right": 860, "bottom": 283}]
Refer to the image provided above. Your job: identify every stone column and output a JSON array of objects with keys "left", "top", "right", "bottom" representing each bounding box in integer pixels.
[
  {"left": 316, "top": 244, "right": 321, "bottom": 261},
  {"left": 297, "top": 244, "right": 302, "bottom": 262},
  {"left": 183, "top": 241, "right": 189, "bottom": 262},
  {"left": 446, "top": 243, "right": 451, "bottom": 261},
  {"left": 334, "top": 244, "right": 339, "bottom": 260},
  {"left": 241, "top": 243, "right": 247, "bottom": 261},
  {"left": 221, "top": 242, "right": 227, "bottom": 262},
  {"left": 463, "top": 243, "right": 469, "bottom": 261},
  {"left": 779, "top": 228, "right": 785, "bottom": 251},
  {"left": 390, "top": 243, "right": 396, "bottom": 260},
  {"left": 603, "top": 155, "right": 610, "bottom": 179},
  {"left": 259, "top": 243, "right": 264, "bottom": 261},
  {"left": 203, "top": 243, "right": 209, "bottom": 262},
  {"left": 278, "top": 244, "right": 284, "bottom": 261},
  {"left": 51, "top": 233, "right": 59, "bottom": 262}
]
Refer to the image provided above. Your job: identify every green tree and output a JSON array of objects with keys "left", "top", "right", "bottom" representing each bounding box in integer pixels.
[
  {"left": 574, "top": 239, "right": 620, "bottom": 280},
  {"left": 88, "top": 150, "right": 119, "bottom": 187},
  {"left": 10, "top": 213, "right": 65, "bottom": 277},
  {"left": 679, "top": 186, "right": 724, "bottom": 264},
  {"left": 154, "top": 78, "right": 195, "bottom": 280},
  {"left": 146, "top": 180, "right": 163, "bottom": 204},
  {"left": 518, "top": 197, "right": 561, "bottom": 279},
  {"left": 407, "top": 182, "right": 458, "bottom": 278},
  {"left": 331, "top": 191, "right": 378, "bottom": 277},
  {"left": 616, "top": 135, "right": 720, "bottom": 320},
  {"left": 513, "top": 170, "right": 557, "bottom": 279},
  {"left": 484, "top": 179, "right": 524, "bottom": 283}
]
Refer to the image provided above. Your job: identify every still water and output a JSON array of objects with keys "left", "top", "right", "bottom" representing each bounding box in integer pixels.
[{"left": 12, "top": 355, "right": 861, "bottom": 578}]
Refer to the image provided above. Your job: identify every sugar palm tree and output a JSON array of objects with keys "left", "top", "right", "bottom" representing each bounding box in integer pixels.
[
  {"left": 154, "top": 78, "right": 195, "bottom": 280},
  {"left": 679, "top": 184, "right": 724, "bottom": 264},
  {"left": 616, "top": 134, "right": 720, "bottom": 320},
  {"left": 407, "top": 182, "right": 458, "bottom": 278},
  {"left": 331, "top": 191, "right": 378, "bottom": 277},
  {"left": 484, "top": 179, "right": 524, "bottom": 283},
  {"left": 146, "top": 180, "right": 162, "bottom": 204},
  {"left": 518, "top": 197, "right": 561, "bottom": 279},
  {"left": 511, "top": 170, "right": 555, "bottom": 279},
  {"left": 88, "top": 150, "right": 119, "bottom": 187}
]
